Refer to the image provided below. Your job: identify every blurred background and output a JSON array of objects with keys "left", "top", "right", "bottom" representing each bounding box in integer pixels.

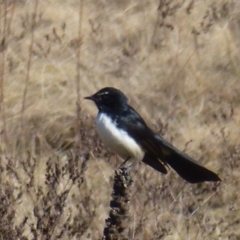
[{"left": 0, "top": 0, "right": 240, "bottom": 239}]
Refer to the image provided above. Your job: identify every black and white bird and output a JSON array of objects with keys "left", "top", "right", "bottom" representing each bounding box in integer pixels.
[{"left": 85, "top": 87, "right": 221, "bottom": 183}]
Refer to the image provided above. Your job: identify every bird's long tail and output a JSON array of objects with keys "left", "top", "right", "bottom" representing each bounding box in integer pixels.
[{"left": 153, "top": 135, "right": 221, "bottom": 183}]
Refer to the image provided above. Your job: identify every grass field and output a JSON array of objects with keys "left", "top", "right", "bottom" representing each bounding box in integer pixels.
[{"left": 0, "top": 0, "right": 240, "bottom": 239}]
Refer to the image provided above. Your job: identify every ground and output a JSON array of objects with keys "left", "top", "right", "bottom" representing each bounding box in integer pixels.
[{"left": 0, "top": 0, "right": 240, "bottom": 239}]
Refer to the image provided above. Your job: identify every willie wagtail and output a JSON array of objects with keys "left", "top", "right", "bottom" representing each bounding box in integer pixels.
[{"left": 85, "top": 87, "right": 221, "bottom": 183}]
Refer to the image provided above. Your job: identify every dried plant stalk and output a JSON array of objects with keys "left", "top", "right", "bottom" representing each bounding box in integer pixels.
[{"left": 102, "top": 169, "right": 133, "bottom": 240}]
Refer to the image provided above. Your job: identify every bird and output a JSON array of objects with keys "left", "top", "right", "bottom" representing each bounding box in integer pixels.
[{"left": 84, "top": 87, "right": 221, "bottom": 183}]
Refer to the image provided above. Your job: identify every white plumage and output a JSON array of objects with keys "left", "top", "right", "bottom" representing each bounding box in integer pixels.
[{"left": 96, "top": 113, "right": 144, "bottom": 161}]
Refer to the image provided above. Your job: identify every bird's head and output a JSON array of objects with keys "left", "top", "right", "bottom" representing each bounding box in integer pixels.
[{"left": 84, "top": 87, "right": 128, "bottom": 112}]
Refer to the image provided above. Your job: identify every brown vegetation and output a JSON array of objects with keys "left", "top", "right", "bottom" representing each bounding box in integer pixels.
[{"left": 0, "top": 0, "right": 240, "bottom": 239}]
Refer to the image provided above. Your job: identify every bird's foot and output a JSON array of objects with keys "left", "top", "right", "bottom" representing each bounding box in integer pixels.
[{"left": 120, "top": 166, "right": 132, "bottom": 175}]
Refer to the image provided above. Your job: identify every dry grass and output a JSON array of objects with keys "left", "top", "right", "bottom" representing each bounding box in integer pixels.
[{"left": 0, "top": 0, "right": 240, "bottom": 239}]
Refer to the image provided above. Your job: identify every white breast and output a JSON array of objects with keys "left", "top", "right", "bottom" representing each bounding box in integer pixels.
[{"left": 96, "top": 113, "right": 144, "bottom": 160}]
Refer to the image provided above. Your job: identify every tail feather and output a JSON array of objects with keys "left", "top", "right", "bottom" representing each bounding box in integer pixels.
[
  {"left": 154, "top": 135, "right": 221, "bottom": 183},
  {"left": 142, "top": 152, "right": 167, "bottom": 174}
]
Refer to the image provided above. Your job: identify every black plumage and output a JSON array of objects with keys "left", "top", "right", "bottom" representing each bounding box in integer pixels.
[{"left": 85, "top": 87, "right": 221, "bottom": 184}]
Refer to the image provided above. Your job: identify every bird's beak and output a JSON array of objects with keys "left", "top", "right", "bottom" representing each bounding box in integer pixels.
[{"left": 84, "top": 95, "right": 94, "bottom": 101}]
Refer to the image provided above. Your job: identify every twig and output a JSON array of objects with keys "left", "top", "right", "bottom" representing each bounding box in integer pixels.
[
  {"left": 21, "top": 0, "right": 39, "bottom": 136},
  {"left": 75, "top": 0, "right": 83, "bottom": 148}
]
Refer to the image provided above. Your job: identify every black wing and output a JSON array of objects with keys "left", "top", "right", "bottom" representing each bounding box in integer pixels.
[
  {"left": 117, "top": 106, "right": 221, "bottom": 183},
  {"left": 116, "top": 106, "right": 168, "bottom": 174}
]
